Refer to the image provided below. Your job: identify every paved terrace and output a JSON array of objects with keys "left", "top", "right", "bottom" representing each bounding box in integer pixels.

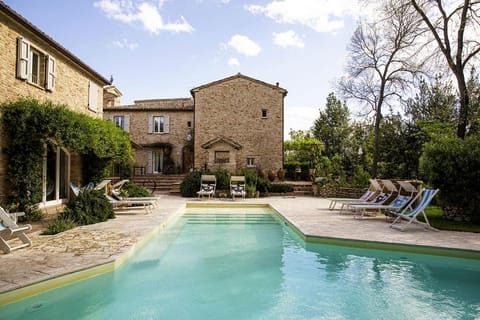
[{"left": 1, "top": 195, "right": 479, "bottom": 296}]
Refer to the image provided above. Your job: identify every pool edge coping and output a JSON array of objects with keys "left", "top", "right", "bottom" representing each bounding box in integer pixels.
[{"left": 0, "top": 208, "right": 184, "bottom": 307}]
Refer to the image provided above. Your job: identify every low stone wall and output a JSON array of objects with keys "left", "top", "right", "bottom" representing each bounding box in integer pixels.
[{"left": 316, "top": 186, "right": 366, "bottom": 199}]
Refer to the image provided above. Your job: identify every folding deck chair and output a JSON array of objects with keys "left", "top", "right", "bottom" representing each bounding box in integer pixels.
[
  {"left": 328, "top": 179, "right": 381, "bottom": 210},
  {"left": 389, "top": 188, "right": 439, "bottom": 231},
  {"left": 349, "top": 180, "right": 418, "bottom": 219}
]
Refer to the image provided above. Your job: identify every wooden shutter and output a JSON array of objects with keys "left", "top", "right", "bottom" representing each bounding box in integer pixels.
[
  {"left": 45, "top": 55, "right": 55, "bottom": 91},
  {"left": 164, "top": 115, "right": 170, "bottom": 133},
  {"left": 147, "top": 116, "right": 153, "bottom": 134},
  {"left": 88, "top": 81, "right": 98, "bottom": 112},
  {"left": 146, "top": 151, "right": 153, "bottom": 174},
  {"left": 124, "top": 115, "right": 130, "bottom": 132},
  {"left": 16, "top": 37, "right": 29, "bottom": 80}
]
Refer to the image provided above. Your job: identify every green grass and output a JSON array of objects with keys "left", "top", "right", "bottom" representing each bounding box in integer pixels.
[{"left": 422, "top": 206, "right": 480, "bottom": 233}]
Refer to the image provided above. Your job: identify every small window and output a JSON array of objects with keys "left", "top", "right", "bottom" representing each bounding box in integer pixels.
[
  {"left": 215, "top": 151, "right": 230, "bottom": 164},
  {"left": 114, "top": 116, "right": 125, "bottom": 129},
  {"left": 154, "top": 116, "right": 165, "bottom": 133},
  {"left": 30, "top": 49, "right": 40, "bottom": 85},
  {"left": 247, "top": 157, "right": 255, "bottom": 167},
  {"left": 187, "top": 121, "right": 192, "bottom": 128},
  {"left": 261, "top": 109, "right": 268, "bottom": 118}
]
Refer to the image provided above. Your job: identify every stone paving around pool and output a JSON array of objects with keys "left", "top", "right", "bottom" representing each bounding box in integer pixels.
[{"left": 1, "top": 195, "right": 479, "bottom": 295}]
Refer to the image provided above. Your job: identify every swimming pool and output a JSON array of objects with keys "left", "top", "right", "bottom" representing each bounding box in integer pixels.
[{"left": 2, "top": 207, "right": 480, "bottom": 319}]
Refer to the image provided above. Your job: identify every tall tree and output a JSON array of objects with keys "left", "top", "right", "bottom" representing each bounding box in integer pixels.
[
  {"left": 337, "top": 1, "right": 423, "bottom": 177},
  {"left": 312, "top": 93, "right": 350, "bottom": 158},
  {"left": 407, "top": 0, "right": 480, "bottom": 138}
]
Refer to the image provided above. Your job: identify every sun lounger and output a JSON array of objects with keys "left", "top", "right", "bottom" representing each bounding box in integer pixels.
[
  {"left": 349, "top": 180, "right": 418, "bottom": 219},
  {"left": 197, "top": 175, "right": 216, "bottom": 199},
  {"left": 339, "top": 179, "right": 397, "bottom": 214},
  {"left": 230, "top": 176, "right": 246, "bottom": 199},
  {"left": 328, "top": 179, "right": 382, "bottom": 210},
  {"left": 389, "top": 188, "right": 439, "bottom": 231},
  {"left": 0, "top": 207, "right": 32, "bottom": 253},
  {"left": 105, "top": 195, "right": 158, "bottom": 214}
]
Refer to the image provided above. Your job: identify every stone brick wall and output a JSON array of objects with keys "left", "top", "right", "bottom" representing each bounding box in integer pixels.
[
  {"left": 192, "top": 75, "right": 285, "bottom": 174},
  {"left": 103, "top": 98, "right": 194, "bottom": 172},
  {"left": 0, "top": 8, "right": 107, "bottom": 198}
]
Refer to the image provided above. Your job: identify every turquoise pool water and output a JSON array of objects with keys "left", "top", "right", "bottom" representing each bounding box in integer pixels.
[{"left": 2, "top": 208, "right": 480, "bottom": 319}]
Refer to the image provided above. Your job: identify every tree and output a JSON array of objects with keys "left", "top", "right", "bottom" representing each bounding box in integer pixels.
[
  {"left": 338, "top": 1, "right": 423, "bottom": 177},
  {"left": 407, "top": 0, "right": 480, "bottom": 139},
  {"left": 312, "top": 93, "right": 350, "bottom": 158},
  {"left": 284, "top": 129, "right": 323, "bottom": 166}
]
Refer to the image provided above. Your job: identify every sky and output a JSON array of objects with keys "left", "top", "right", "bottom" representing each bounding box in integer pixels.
[{"left": 4, "top": 0, "right": 367, "bottom": 138}]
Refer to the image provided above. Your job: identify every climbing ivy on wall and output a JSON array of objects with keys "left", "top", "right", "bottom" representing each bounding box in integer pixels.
[{"left": 1, "top": 99, "right": 133, "bottom": 218}]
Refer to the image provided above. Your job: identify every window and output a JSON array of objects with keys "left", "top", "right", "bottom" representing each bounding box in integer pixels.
[
  {"left": 154, "top": 116, "right": 164, "bottom": 133},
  {"left": 114, "top": 116, "right": 125, "bottom": 129},
  {"left": 215, "top": 151, "right": 230, "bottom": 164},
  {"left": 148, "top": 115, "right": 169, "bottom": 134},
  {"left": 187, "top": 121, "right": 192, "bottom": 128},
  {"left": 30, "top": 49, "right": 40, "bottom": 85},
  {"left": 261, "top": 109, "right": 268, "bottom": 118},
  {"left": 16, "top": 37, "right": 55, "bottom": 91},
  {"left": 247, "top": 157, "right": 255, "bottom": 167}
]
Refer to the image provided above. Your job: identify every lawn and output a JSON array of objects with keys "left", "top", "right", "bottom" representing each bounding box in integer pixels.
[{"left": 423, "top": 206, "right": 480, "bottom": 233}]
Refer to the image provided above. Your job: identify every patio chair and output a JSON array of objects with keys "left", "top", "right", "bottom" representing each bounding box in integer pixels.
[
  {"left": 328, "top": 179, "right": 381, "bottom": 210},
  {"left": 0, "top": 207, "right": 32, "bottom": 253},
  {"left": 230, "top": 176, "right": 246, "bottom": 199},
  {"left": 197, "top": 175, "right": 216, "bottom": 199},
  {"left": 389, "top": 188, "right": 439, "bottom": 231}
]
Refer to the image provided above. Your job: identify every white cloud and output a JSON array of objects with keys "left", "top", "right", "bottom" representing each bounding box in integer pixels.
[
  {"left": 228, "top": 57, "right": 240, "bottom": 66},
  {"left": 284, "top": 106, "right": 318, "bottom": 138},
  {"left": 94, "top": 0, "right": 194, "bottom": 34},
  {"left": 112, "top": 38, "right": 139, "bottom": 50},
  {"left": 245, "top": 0, "right": 362, "bottom": 33},
  {"left": 273, "top": 30, "right": 304, "bottom": 48},
  {"left": 227, "top": 35, "right": 261, "bottom": 57}
]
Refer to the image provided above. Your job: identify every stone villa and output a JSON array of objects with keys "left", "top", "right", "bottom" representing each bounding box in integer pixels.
[{"left": 104, "top": 73, "right": 287, "bottom": 176}]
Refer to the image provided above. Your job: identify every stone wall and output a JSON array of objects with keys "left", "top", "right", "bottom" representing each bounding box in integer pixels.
[
  {"left": 103, "top": 99, "right": 194, "bottom": 172},
  {"left": 192, "top": 75, "right": 285, "bottom": 174}
]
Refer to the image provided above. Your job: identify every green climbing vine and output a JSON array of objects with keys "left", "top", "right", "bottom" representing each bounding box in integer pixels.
[{"left": 1, "top": 98, "right": 133, "bottom": 219}]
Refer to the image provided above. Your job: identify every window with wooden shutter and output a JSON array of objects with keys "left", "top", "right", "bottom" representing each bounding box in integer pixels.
[
  {"left": 164, "top": 115, "right": 170, "bottom": 133},
  {"left": 45, "top": 55, "right": 55, "bottom": 91},
  {"left": 88, "top": 81, "right": 99, "bottom": 112},
  {"left": 16, "top": 37, "right": 29, "bottom": 80}
]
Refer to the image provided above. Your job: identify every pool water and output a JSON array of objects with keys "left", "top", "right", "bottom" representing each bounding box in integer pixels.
[{"left": 2, "top": 208, "right": 480, "bottom": 319}]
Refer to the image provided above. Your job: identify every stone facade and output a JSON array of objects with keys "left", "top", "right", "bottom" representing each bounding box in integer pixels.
[
  {"left": 104, "top": 73, "right": 287, "bottom": 175},
  {"left": 104, "top": 98, "right": 194, "bottom": 174},
  {"left": 191, "top": 74, "right": 287, "bottom": 173},
  {"left": 0, "top": 3, "right": 110, "bottom": 205}
]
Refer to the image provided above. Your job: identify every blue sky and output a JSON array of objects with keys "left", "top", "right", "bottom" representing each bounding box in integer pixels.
[{"left": 5, "top": 0, "right": 365, "bottom": 138}]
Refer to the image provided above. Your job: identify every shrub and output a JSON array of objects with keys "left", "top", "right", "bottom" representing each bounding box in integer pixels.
[
  {"left": 351, "top": 167, "right": 371, "bottom": 188},
  {"left": 62, "top": 189, "right": 114, "bottom": 225},
  {"left": 213, "top": 167, "right": 230, "bottom": 190},
  {"left": 121, "top": 181, "right": 151, "bottom": 197},
  {"left": 42, "top": 217, "right": 77, "bottom": 235},
  {"left": 180, "top": 171, "right": 202, "bottom": 197},
  {"left": 420, "top": 134, "right": 480, "bottom": 223}
]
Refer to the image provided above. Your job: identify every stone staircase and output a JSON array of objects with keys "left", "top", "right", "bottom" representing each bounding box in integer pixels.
[
  {"left": 131, "top": 174, "right": 186, "bottom": 195},
  {"left": 288, "top": 181, "right": 315, "bottom": 196}
]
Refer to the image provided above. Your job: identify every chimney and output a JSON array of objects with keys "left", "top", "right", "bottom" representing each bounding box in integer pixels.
[{"left": 276, "top": 82, "right": 279, "bottom": 87}]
